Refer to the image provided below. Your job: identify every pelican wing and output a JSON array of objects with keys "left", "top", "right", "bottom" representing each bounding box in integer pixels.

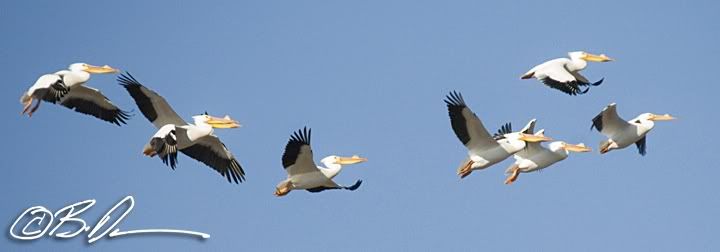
[
  {"left": 591, "top": 103, "right": 630, "bottom": 137},
  {"left": 492, "top": 122, "right": 512, "bottom": 140},
  {"left": 533, "top": 59, "right": 596, "bottom": 95},
  {"left": 636, "top": 136, "right": 647, "bottom": 156},
  {"left": 149, "top": 124, "right": 179, "bottom": 169},
  {"left": 58, "top": 85, "right": 130, "bottom": 126},
  {"left": 179, "top": 133, "right": 246, "bottom": 184},
  {"left": 306, "top": 180, "right": 363, "bottom": 193},
  {"left": 27, "top": 74, "right": 69, "bottom": 103},
  {"left": 570, "top": 71, "right": 590, "bottom": 83},
  {"left": 119, "top": 72, "right": 186, "bottom": 128},
  {"left": 444, "top": 91, "right": 497, "bottom": 150},
  {"left": 281, "top": 127, "right": 319, "bottom": 176}
]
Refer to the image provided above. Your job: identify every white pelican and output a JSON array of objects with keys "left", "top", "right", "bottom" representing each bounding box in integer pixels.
[
  {"left": 591, "top": 103, "right": 675, "bottom": 156},
  {"left": 445, "top": 91, "right": 553, "bottom": 179},
  {"left": 20, "top": 63, "right": 129, "bottom": 125},
  {"left": 275, "top": 127, "right": 367, "bottom": 197},
  {"left": 504, "top": 123, "right": 592, "bottom": 185},
  {"left": 521, "top": 51, "right": 612, "bottom": 95},
  {"left": 118, "top": 72, "right": 245, "bottom": 184}
]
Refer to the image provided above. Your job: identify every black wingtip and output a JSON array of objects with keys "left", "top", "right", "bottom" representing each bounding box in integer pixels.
[
  {"left": 493, "top": 122, "right": 513, "bottom": 140},
  {"left": 592, "top": 78, "right": 604, "bottom": 86},
  {"left": 117, "top": 71, "right": 141, "bottom": 87},
  {"left": 345, "top": 180, "right": 363, "bottom": 191},
  {"left": 290, "top": 126, "right": 312, "bottom": 145},
  {"left": 444, "top": 90, "right": 466, "bottom": 107}
]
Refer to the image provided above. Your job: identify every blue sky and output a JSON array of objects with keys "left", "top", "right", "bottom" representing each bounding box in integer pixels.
[{"left": 2, "top": 0, "right": 719, "bottom": 251}]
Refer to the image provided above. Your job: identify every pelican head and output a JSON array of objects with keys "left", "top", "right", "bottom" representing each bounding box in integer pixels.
[
  {"left": 69, "top": 63, "right": 119, "bottom": 74},
  {"left": 321, "top": 155, "right": 368, "bottom": 166},
  {"left": 633, "top": 113, "right": 675, "bottom": 126},
  {"left": 569, "top": 51, "right": 613, "bottom": 62},
  {"left": 192, "top": 113, "right": 241, "bottom": 128}
]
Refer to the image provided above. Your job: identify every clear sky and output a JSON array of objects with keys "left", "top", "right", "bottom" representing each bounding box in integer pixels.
[{"left": 2, "top": 0, "right": 719, "bottom": 251}]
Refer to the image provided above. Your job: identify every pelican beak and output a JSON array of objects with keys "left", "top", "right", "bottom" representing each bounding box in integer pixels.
[
  {"left": 206, "top": 115, "right": 241, "bottom": 128},
  {"left": 564, "top": 143, "right": 592, "bottom": 152},
  {"left": 582, "top": 53, "right": 613, "bottom": 62},
  {"left": 335, "top": 155, "right": 368, "bottom": 165},
  {"left": 650, "top": 114, "right": 675, "bottom": 121},
  {"left": 519, "top": 133, "right": 552, "bottom": 143},
  {"left": 83, "top": 64, "right": 119, "bottom": 74}
]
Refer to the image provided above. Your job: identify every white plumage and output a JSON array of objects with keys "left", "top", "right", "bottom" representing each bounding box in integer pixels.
[
  {"left": 522, "top": 51, "right": 612, "bottom": 95},
  {"left": 591, "top": 103, "right": 675, "bottom": 156},
  {"left": 20, "top": 63, "right": 129, "bottom": 125},
  {"left": 444, "top": 91, "right": 553, "bottom": 179},
  {"left": 119, "top": 72, "right": 246, "bottom": 184},
  {"left": 504, "top": 126, "right": 591, "bottom": 184},
  {"left": 275, "top": 127, "right": 367, "bottom": 196}
]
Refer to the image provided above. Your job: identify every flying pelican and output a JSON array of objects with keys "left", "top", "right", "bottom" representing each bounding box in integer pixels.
[
  {"left": 504, "top": 123, "right": 592, "bottom": 185},
  {"left": 118, "top": 72, "right": 245, "bottom": 184},
  {"left": 275, "top": 127, "right": 367, "bottom": 197},
  {"left": 521, "top": 51, "right": 612, "bottom": 95},
  {"left": 20, "top": 63, "right": 129, "bottom": 125},
  {"left": 445, "top": 91, "right": 552, "bottom": 179},
  {"left": 591, "top": 103, "right": 675, "bottom": 156}
]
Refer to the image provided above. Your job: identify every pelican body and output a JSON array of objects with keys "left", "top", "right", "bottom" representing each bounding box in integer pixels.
[
  {"left": 504, "top": 127, "right": 592, "bottom": 184},
  {"left": 444, "top": 91, "right": 552, "bottom": 179},
  {"left": 119, "top": 73, "right": 245, "bottom": 184},
  {"left": 275, "top": 127, "right": 367, "bottom": 196},
  {"left": 591, "top": 103, "right": 675, "bottom": 155},
  {"left": 20, "top": 63, "right": 128, "bottom": 125},
  {"left": 522, "top": 51, "right": 612, "bottom": 95}
]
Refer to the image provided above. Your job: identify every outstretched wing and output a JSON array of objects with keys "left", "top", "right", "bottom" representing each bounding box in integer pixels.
[
  {"left": 59, "top": 85, "right": 130, "bottom": 126},
  {"left": 180, "top": 133, "right": 246, "bottom": 184},
  {"left": 535, "top": 60, "right": 602, "bottom": 95},
  {"left": 306, "top": 180, "right": 363, "bottom": 193},
  {"left": 281, "top": 127, "right": 319, "bottom": 176},
  {"left": 591, "top": 103, "right": 631, "bottom": 137},
  {"left": 444, "top": 91, "right": 497, "bottom": 151},
  {"left": 119, "top": 72, "right": 186, "bottom": 128}
]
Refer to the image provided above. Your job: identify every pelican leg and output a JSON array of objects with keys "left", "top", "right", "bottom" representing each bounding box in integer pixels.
[
  {"left": 21, "top": 98, "right": 34, "bottom": 116},
  {"left": 142, "top": 144, "right": 157, "bottom": 157},
  {"left": 28, "top": 100, "right": 41, "bottom": 117},
  {"left": 458, "top": 160, "right": 473, "bottom": 179},
  {"left": 274, "top": 182, "right": 292, "bottom": 197},
  {"left": 504, "top": 165, "right": 520, "bottom": 185},
  {"left": 600, "top": 141, "right": 611, "bottom": 154}
]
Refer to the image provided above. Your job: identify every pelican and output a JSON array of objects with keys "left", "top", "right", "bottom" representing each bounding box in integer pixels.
[
  {"left": 118, "top": 72, "right": 245, "bottom": 184},
  {"left": 521, "top": 51, "right": 612, "bottom": 95},
  {"left": 445, "top": 91, "right": 553, "bottom": 179},
  {"left": 275, "top": 127, "right": 367, "bottom": 197},
  {"left": 591, "top": 103, "right": 675, "bottom": 156},
  {"left": 504, "top": 123, "right": 592, "bottom": 184},
  {"left": 20, "top": 63, "right": 129, "bottom": 125}
]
